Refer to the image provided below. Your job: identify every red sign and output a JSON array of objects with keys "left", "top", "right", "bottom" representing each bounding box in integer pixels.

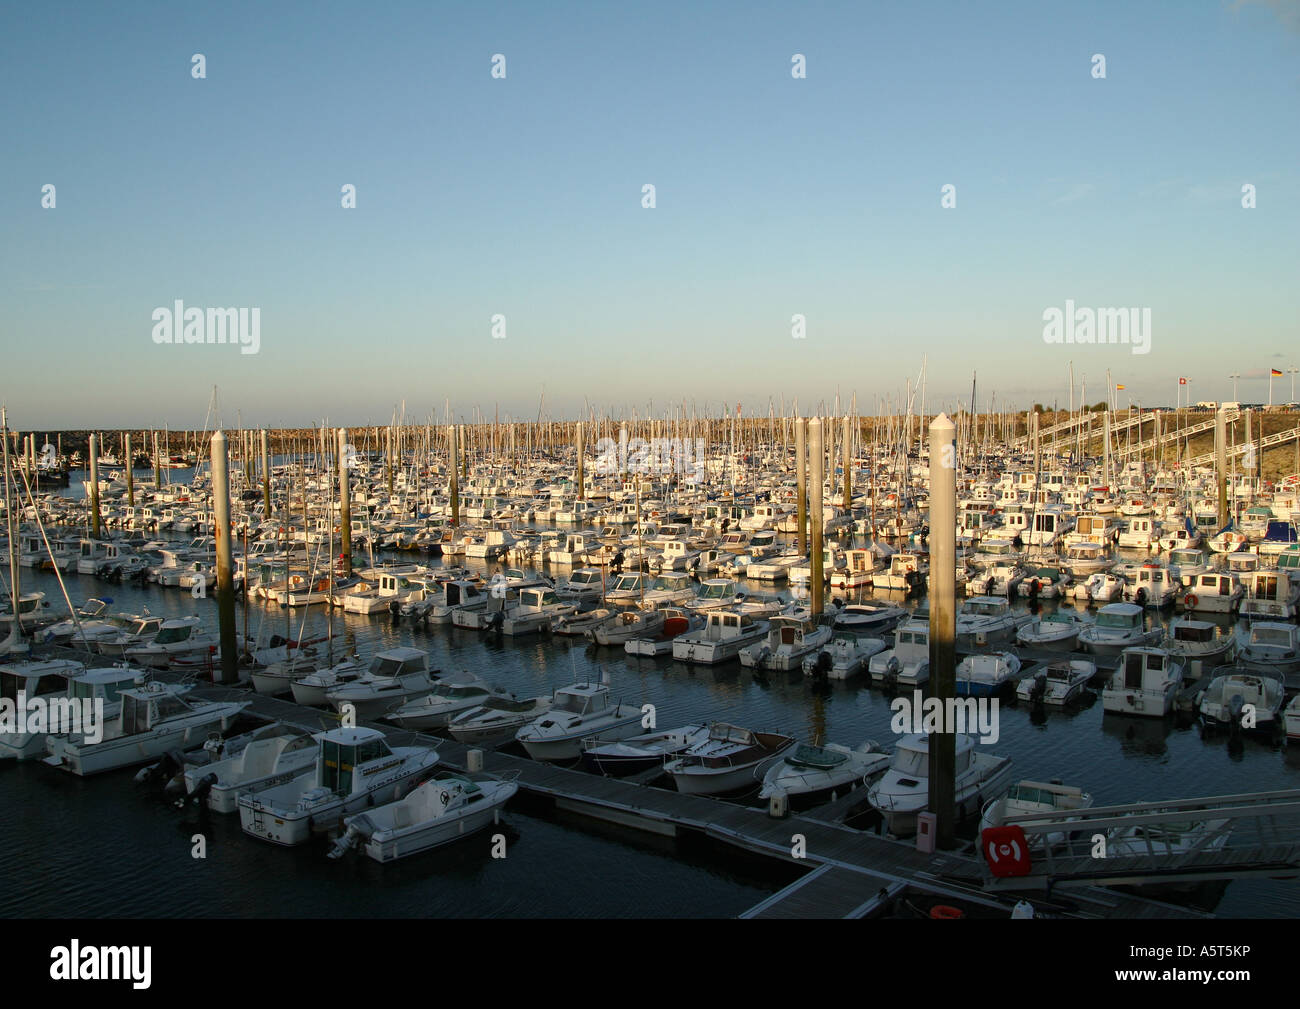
[{"left": 982, "top": 826, "right": 1032, "bottom": 877}]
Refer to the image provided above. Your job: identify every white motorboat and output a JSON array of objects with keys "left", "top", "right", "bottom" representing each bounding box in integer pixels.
[
  {"left": 624, "top": 611, "right": 702, "bottom": 656},
  {"left": 867, "top": 733, "right": 1014, "bottom": 836},
  {"left": 868, "top": 619, "right": 930, "bottom": 687},
  {"left": 325, "top": 647, "right": 439, "bottom": 721},
  {"left": 1016, "top": 610, "right": 1083, "bottom": 651},
  {"left": 1284, "top": 694, "right": 1300, "bottom": 740},
  {"left": 289, "top": 654, "right": 368, "bottom": 706},
  {"left": 238, "top": 726, "right": 438, "bottom": 846},
  {"left": 579, "top": 723, "right": 709, "bottom": 776},
  {"left": 955, "top": 596, "right": 1030, "bottom": 649},
  {"left": 90, "top": 614, "right": 166, "bottom": 658},
  {"left": 123, "top": 616, "right": 218, "bottom": 668},
  {"left": 1106, "top": 814, "right": 1231, "bottom": 860},
  {"left": 553, "top": 607, "right": 617, "bottom": 638},
  {"left": 44, "top": 682, "right": 249, "bottom": 776},
  {"left": 1197, "top": 670, "right": 1284, "bottom": 731},
  {"left": 1122, "top": 563, "right": 1180, "bottom": 608},
  {"left": 329, "top": 769, "right": 519, "bottom": 862},
  {"left": 758, "top": 740, "right": 889, "bottom": 805},
  {"left": 1074, "top": 571, "right": 1126, "bottom": 603},
  {"left": 555, "top": 568, "right": 607, "bottom": 606},
  {"left": 1077, "top": 603, "right": 1162, "bottom": 657},
  {"left": 1235, "top": 621, "right": 1300, "bottom": 679},
  {"left": 515, "top": 681, "right": 645, "bottom": 760},
  {"left": 663, "top": 722, "right": 795, "bottom": 796},
  {"left": 671, "top": 609, "right": 769, "bottom": 665},
  {"left": 383, "top": 678, "right": 502, "bottom": 730},
  {"left": 802, "top": 631, "right": 887, "bottom": 679},
  {"left": 178, "top": 724, "right": 319, "bottom": 813},
  {"left": 0, "top": 658, "right": 89, "bottom": 759},
  {"left": 1101, "top": 647, "right": 1183, "bottom": 717},
  {"left": 1181, "top": 571, "right": 1243, "bottom": 614},
  {"left": 980, "top": 779, "right": 1094, "bottom": 849},
  {"left": 956, "top": 651, "right": 1021, "bottom": 696},
  {"left": 591, "top": 606, "right": 665, "bottom": 646},
  {"left": 422, "top": 579, "right": 488, "bottom": 625},
  {"left": 446, "top": 694, "right": 554, "bottom": 745},
  {"left": 1016, "top": 658, "right": 1095, "bottom": 705},
  {"left": 1164, "top": 618, "right": 1234, "bottom": 678},
  {"left": 493, "top": 585, "right": 576, "bottom": 636},
  {"left": 738, "top": 611, "right": 832, "bottom": 671}
]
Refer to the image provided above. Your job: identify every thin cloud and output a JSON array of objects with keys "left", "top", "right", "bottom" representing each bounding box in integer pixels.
[{"left": 1051, "top": 183, "right": 1095, "bottom": 205}]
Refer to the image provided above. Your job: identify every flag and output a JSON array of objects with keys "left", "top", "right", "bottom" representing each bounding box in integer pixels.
[
  {"left": 1272, "top": 368, "right": 1283, "bottom": 377},
  {"left": 1179, "top": 377, "right": 1188, "bottom": 385},
  {"left": 1116, "top": 384, "right": 1125, "bottom": 390}
]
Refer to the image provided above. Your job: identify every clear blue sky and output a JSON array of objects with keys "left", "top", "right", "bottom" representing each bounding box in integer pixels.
[{"left": 2, "top": 0, "right": 1297, "bottom": 429}]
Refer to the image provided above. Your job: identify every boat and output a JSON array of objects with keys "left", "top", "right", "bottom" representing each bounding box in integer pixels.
[
  {"left": 1016, "top": 565, "right": 1070, "bottom": 599},
  {"left": 579, "top": 723, "right": 709, "bottom": 776},
  {"left": 872, "top": 552, "right": 926, "bottom": 593},
  {"left": 828, "top": 600, "right": 907, "bottom": 636},
  {"left": 328, "top": 769, "right": 519, "bottom": 862},
  {"left": 553, "top": 607, "right": 617, "bottom": 638},
  {"left": 238, "top": 726, "right": 439, "bottom": 846},
  {"left": 955, "top": 651, "right": 1021, "bottom": 696},
  {"left": 1197, "top": 669, "right": 1284, "bottom": 731},
  {"left": 757, "top": 740, "right": 889, "bottom": 806},
  {"left": 1235, "top": 621, "right": 1300, "bottom": 680},
  {"left": 867, "top": 733, "right": 1014, "bottom": 836},
  {"left": 1106, "top": 814, "right": 1232, "bottom": 860},
  {"left": 494, "top": 585, "right": 576, "bottom": 636},
  {"left": 0, "top": 658, "right": 90, "bottom": 759},
  {"left": 288, "top": 654, "right": 369, "bottom": 706},
  {"left": 739, "top": 611, "right": 832, "bottom": 671},
  {"left": 868, "top": 619, "right": 930, "bottom": 687},
  {"left": 122, "top": 616, "right": 218, "bottom": 668},
  {"left": 1016, "top": 610, "right": 1083, "bottom": 651},
  {"left": 1074, "top": 571, "right": 1126, "bottom": 604},
  {"left": 591, "top": 606, "right": 665, "bottom": 646},
  {"left": 671, "top": 608, "right": 769, "bottom": 665},
  {"left": 623, "top": 611, "right": 701, "bottom": 656},
  {"left": 663, "top": 722, "right": 795, "bottom": 796},
  {"left": 44, "top": 682, "right": 249, "bottom": 776},
  {"left": 383, "top": 677, "right": 503, "bottom": 730},
  {"left": 802, "top": 630, "right": 887, "bottom": 679},
  {"left": 1015, "top": 659, "right": 1095, "bottom": 706},
  {"left": 1284, "top": 694, "right": 1300, "bottom": 740},
  {"left": 1101, "top": 647, "right": 1183, "bottom": 717},
  {"left": 178, "top": 724, "right": 319, "bottom": 813},
  {"left": 1123, "top": 563, "right": 1179, "bottom": 608},
  {"left": 325, "top": 647, "right": 439, "bottom": 720},
  {"left": 446, "top": 694, "right": 554, "bottom": 744},
  {"left": 515, "top": 681, "right": 645, "bottom": 760},
  {"left": 980, "top": 780, "right": 1094, "bottom": 848},
  {"left": 1164, "top": 618, "right": 1234, "bottom": 678},
  {"left": 1181, "top": 571, "right": 1243, "bottom": 614},
  {"left": 955, "top": 596, "right": 1029, "bottom": 649},
  {"left": 1077, "top": 603, "right": 1162, "bottom": 657}
]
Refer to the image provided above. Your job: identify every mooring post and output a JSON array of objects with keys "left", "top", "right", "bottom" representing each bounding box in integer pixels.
[
  {"left": 795, "top": 415, "right": 807, "bottom": 556},
  {"left": 210, "top": 431, "right": 239, "bottom": 685},
  {"left": 88, "top": 433, "right": 101, "bottom": 538},
  {"left": 337, "top": 428, "right": 352, "bottom": 578},
  {"left": 448, "top": 424, "right": 460, "bottom": 527},
  {"left": 809, "top": 416, "right": 824, "bottom": 614},
  {"left": 928, "top": 413, "right": 957, "bottom": 849}
]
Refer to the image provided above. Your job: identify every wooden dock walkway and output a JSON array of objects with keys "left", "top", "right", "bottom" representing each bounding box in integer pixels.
[{"left": 178, "top": 681, "right": 1210, "bottom": 919}]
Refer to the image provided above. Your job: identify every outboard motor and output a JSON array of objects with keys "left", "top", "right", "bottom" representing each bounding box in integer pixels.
[
  {"left": 1228, "top": 692, "right": 1246, "bottom": 736},
  {"left": 175, "top": 771, "right": 219, "bottom": 808},
  {"left": 328, "top": 814, "right": 377, "bottom": 860},
  {"left": 1028, "top": 672, "right": 1048, "bottom": 705},
  {"left": 883, "top": 655, "right": 901, "bottom": 692},
  {"left": 485, "top": 610, "right": 505, "bottom": 634},
  {"left": 388, "top": 599, "right": 403, "bottom": 622},
  {"left": 136, "top": 749, "right": 188, "bottom": 788},
  {"left": 807, "top": 649, "right": 833, "bottom": 680}
]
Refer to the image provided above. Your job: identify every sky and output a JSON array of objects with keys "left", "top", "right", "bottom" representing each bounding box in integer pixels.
[{"left": 2, "top": 0, "right": 1298, "bottom": 430}]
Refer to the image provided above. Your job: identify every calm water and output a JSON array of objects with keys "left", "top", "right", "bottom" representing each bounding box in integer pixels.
[{"left": 7, "top": 484, "right": 1300, "bottom": 916}]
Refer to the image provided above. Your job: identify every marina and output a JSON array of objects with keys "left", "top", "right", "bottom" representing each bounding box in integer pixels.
[{"left": 5, "top": 401, "right": 1300, "bottom": 919}]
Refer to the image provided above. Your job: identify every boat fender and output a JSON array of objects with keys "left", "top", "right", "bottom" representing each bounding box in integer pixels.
[{"left": 930, "top": 905, "right": 964, "bottom": 919}]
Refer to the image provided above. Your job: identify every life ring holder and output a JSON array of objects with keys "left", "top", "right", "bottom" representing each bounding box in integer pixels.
[{"left": 1185, "top": 594, "right": 1198, "bottom": 609}]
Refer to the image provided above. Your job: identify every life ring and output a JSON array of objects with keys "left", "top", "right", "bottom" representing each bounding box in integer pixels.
[
  {"left": 1185, "top": 594, "right": 1198, "bottom": 609},
  {"left": 906, "top": 564, "right": 914, "bottom": 572},
  {"left": 930, "top": 905, "right": 964, "bottom": 920}
]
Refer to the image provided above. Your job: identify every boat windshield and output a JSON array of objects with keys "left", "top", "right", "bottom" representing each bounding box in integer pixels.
[
  {"left": 892, "top": 748, "right": 928, "bottom": 776},
  {"left": 153, "top": 625, "right": 193, "bottom": 644},
  {"left": 1096, "top": 611, "right": 1137, "bottom": 629},
  {"left": 1252, "top": 627, "right": 1294, "bottom": 646}
]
